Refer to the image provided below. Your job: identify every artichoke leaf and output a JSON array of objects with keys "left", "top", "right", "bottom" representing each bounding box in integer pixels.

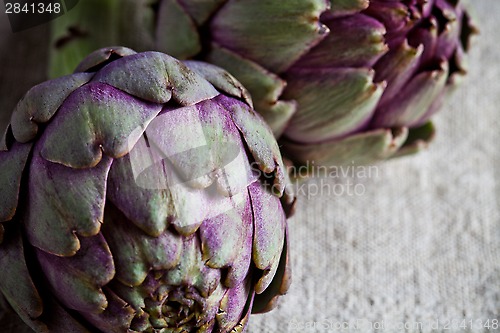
[
  {"left": 183, "top": 60, "right": 253, "bottom": 108},
  {"left": 248, "top": 182, "right": 286, "bottom": 294},
  {"left": 297, "top": 13, "right": 388, "bottom": 68},
  {"left": 283, "top": 67, "right": 385, "bottom": 143},
  {"left": 206, "top": 44, "right": 297, "bottom": 137},
  {"left": 10, "top": 73, "right": 94, "bottom": 144},
  {"left": 0, "top": 141, "right": 32, "bottom": 223},
  {"left": 225, "top": 99, "right": 286, "bottom": 195},
  {"left": 101, "top": 204, "right": 183, "bottom": 287},
  {"left": 26, "top": 142, "right": 112, "bottom": 256},
  {"left": 155, "top": 0, "right": 201, "bottom": 59},
  {"left": 35, "top": 234, "right": 115, "bottom": 314},
  {"left": 177, "top": 0, "right": 226, "bottom": 25},
  {"left": 199, "top": 192, "right": 252, "bottom": 286},
  {"left": 92, "top": 52, "right": 174, "bottom": 104},
  {"left": 39, "top": 82, "right": 163, "bottom": 169},
  {"left": 0, "top": 226, "right": 44, "bottom": 331},
  {"left": 372, "top": 61, "right": 449, "bottom": 128},
  {"left": 80, "top": 288, "right": 136, "bottom": 333},
  {"left": 281, "top": 127, "right": 409, "bottom": 167},
  {"left": 74, "top": 47, "right": 137, "bottom": 73},
  {"left": 252, "top": 226, "right": 290, "bottom": 314},
  {"left": 210, "top": 0, "right": 330, "bottom": 73},
  {"left": 107, "top": 152, "right": 173, "bottom": 237},
  {"left": 216, "top": 275, "right": 252, "bottom": 332}
]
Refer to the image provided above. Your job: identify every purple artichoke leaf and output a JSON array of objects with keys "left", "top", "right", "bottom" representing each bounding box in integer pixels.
[
  {"left": 10, "top": 73, "right": 94, "bottom": 144},
  {"left": 252, "top": 225, "right": 290, "bottom": 314},
  {"left": 373, "top": 41, "right": 424, "bottom": 105},
  {"left": 35, "top": 234, "right": 115, "bottom": 314},
  {"left": 0, "top": 141, "right": 32, "bottom": 224},
  {"left": 225, "top": 98, "right": 287, "bottom": 195},
  {"left": 249, "top": 182, "right": 286, "bottom": 294},
  {"left": 26, "top": 141, "right": 112, "bottom": 256},
  {"left": 371, "top": 61, "right": 449, "bottom": 128},
  {"left": 0, "top": 225, "right": 45, "bottom": 332},
  {"left": 39, "top": 82, "right": 163, "bottom": 169}
]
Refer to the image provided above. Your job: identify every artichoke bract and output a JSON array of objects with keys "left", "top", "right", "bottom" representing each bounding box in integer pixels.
[
  {"left": 148, "top": 0, "right": 477, "bottom": 166},
  {"left": 0, "top": 47, "right": 293, "bottom": 333}
]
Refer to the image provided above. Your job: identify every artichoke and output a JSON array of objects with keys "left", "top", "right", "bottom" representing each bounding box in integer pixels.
[
  {"left": 0, "top": 47, "right": 293, "bottom": 332},
  {"left": 139, "top": 0, "right": 476, "bottom": 166}
]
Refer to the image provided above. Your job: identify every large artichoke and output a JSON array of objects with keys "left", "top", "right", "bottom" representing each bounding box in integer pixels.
[{"left": 0, "top": 47, "right": 293, "bottom": 332}]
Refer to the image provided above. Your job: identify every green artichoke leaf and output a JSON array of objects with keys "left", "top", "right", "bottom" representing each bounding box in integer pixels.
[
  {"left": 26, "top": 143, "right": 112, "bottom": 256},
  {"left": 101, "top": 204, "right": 183, "bottom": 287},
  {"left": 252, "top": 227, "right": 290, "bottom": 314},
  {"left": 296, "top": 13, "right": 388, "bottom": 68},
  {"left": 0, "top": 227, "right": 45, "bottom": 332},
  {"left": 107, "top": 152, "right": 174, "bottom": 237},
  {"left": 0, "top": 141, "right": 32, "bottom": 224},
  {"left": 10, "top": 73, "right": 94, "bottom": 144},
  {"left": 372, "top": 62, "right": 449, "bottom": 128},
  {"left": 210, "top": 0, "right": 330, "bottom": 73},
  {"left": 91, "top": 52, "right": 173, "bottom": 104},
  {"left": 183, "top": 60, "right": 253, "bottom": 108},
  {"left": 81, "top": 288, "right": 136, "bottom": 333},
  {"left": 226, "top": 100, "right": 287, "bottom": 195},
  {"left": 91, "top": 51, "right": 220, "bottom": 106},
  {"left": 206, "top": 44, "right": 297, "bottom": 137},
  {"left": 282, "top": 127, "right": 409, "bottom": 167},
  {"left": 74, "top": 47, "right": 137, "bottom": 73},
  {"left": 35, "top": 234, "right": 115, "bottom": 314},
  {"left": 329, "top": 0, "right": 369, "bottom": 16},
  {"left": 163, "top": 235, "right": 222, "bottom": 299},
  {"left": 155, "top": 0, "right": 201, "bottom": 59},
  {"left": 392, "top": 122, "right": 436, "bottom": 158},
  {"left": 39, "top": 82, "right": 163, "bottom": 169},
  {"left": 283, "top": 67, "right": 385, "bottom": 143},
  {"left": 248, "top": 182, "right": 286, "bottom": 294},
  {"left": 177, "top": 0, "right": 227, "bottom": 25}
]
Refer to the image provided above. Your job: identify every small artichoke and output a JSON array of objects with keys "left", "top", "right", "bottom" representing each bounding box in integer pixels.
[
  {"left": 148, "top": 0, "right": 477, "bottom": 165},
  {"left": 0, "top": 47, "right": 293, "bottom": 332}
]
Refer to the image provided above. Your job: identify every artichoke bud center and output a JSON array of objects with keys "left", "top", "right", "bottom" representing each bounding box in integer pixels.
[{"left": 142, "top": 286, "right": 207, "bottom": 330}]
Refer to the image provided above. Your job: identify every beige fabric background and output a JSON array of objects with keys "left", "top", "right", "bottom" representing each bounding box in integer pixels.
[{"left": 250, "top": 1, "right": 500, "bottom": 332}]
